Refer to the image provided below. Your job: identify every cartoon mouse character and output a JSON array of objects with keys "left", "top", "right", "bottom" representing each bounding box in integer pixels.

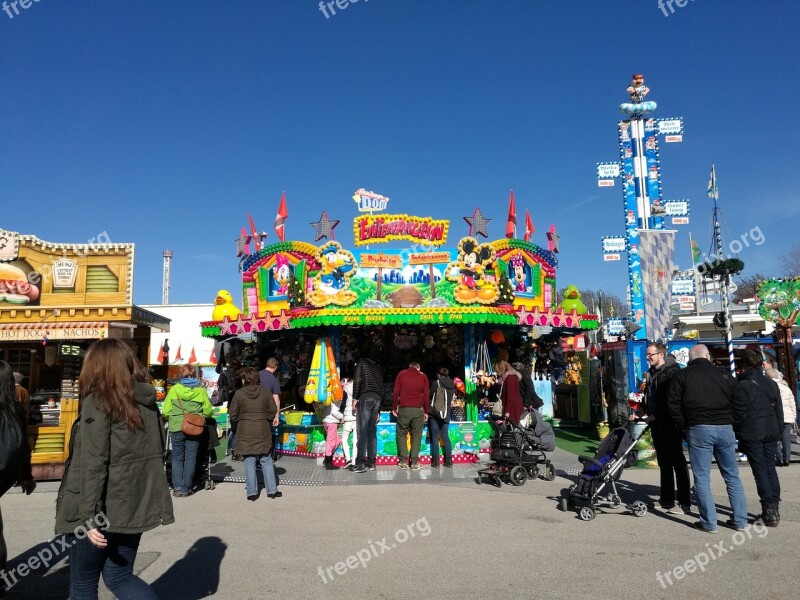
[
  {"left": 510, "top": 253, "right": 527, "bottom": 292},
  {"left": 447, "top": 237, "right": 499, "bottom": 304}
]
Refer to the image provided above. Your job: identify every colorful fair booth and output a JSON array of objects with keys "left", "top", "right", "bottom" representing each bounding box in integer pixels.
[{"left": 202, "top": 202, "right": 597, "bottom": 464}]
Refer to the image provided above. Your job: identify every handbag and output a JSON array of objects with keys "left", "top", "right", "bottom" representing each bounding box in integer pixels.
[
  {"left": 491, "top": 380, "right": 505, "bottom": 417},
  {"left": 175, "top": 396, "right": 205, "bottom": 436}
]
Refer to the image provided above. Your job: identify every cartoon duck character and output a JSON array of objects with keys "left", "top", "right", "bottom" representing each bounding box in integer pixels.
[
  {"left": 509, "top": 253, "right": 527, "bottom": 292},
  {"left": 446, "top": 237, "right": 498, "bottom": 304},
  {"left": 272, "top": 254, "right": 292, "bottom": 296},
  {"left": 212, "top": 290, "right": 242, "bottom": 321},
  {"left": 558, "top": 285, "right": 587, "bottom": 314},
  {"left": 308, "top": 241, "right": 358, "bottom": 307}
]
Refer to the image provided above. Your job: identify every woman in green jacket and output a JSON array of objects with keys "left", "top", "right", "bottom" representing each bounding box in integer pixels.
[
  {"left": 55, "top": 338, "right": 174, "bottom": 600},
  {"left": 161, "top": 365, "right": 213, "bottom": 496}
]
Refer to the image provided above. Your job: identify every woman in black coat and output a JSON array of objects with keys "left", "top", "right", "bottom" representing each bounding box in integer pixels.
[{"left": 736, "top": 349, "right": 784, "bottom": 527}]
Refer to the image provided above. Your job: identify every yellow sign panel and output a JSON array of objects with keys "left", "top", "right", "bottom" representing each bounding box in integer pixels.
[
  {"left": 409, "top": 252, "right": 450, "bottom": 265},
  {"left": 0, "top": 325, "right": 108, "bottom": 342},
  {"left": 354, "top": 214, "right": 449, "bottom": 247},
  {"left": 359, "top": 253, "right": 403, "bottom": 269}
]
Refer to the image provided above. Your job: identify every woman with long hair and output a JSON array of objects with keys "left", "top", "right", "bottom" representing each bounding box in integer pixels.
[
  {"left": 161, "top": 364, "right": 213, "bottom": 497},
  {"left": 228, "top": 367, "right": 280, "bottom": 500},
  {"left": 494, "top": 360, "right": 524, "bottom": 425},
  {"left": 55, "top": 339, "right": 174, "bottom": 599},
  {"left": 1, "top": 360, "right": 36, "bottom": 594}
]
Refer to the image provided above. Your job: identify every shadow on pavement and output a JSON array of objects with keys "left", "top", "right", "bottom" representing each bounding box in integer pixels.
[{"left": 151, "top": 536, "right": 227, "bottom": 600}]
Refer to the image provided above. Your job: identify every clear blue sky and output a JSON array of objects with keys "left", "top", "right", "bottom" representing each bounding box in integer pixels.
[{"left": 2, "top": 0, "right": 797, "bottom": 306}]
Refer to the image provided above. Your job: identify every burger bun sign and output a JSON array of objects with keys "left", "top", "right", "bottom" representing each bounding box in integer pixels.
[{"left": 0, "top": 263, "right": 41, "bottom": 305}]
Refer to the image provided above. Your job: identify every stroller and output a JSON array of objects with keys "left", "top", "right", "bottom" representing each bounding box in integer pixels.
[
  {"left": 477, "top": 410, "right": 556, "bottom": 487},
  {"left": 561, "top": 423, "right": 649, "bottom": 521},
  {"left": 164, "top": 418, "right": 219, "bottom": 492}
]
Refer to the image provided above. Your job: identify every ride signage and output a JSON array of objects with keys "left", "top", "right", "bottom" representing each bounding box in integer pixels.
[{"left": 354, "top": 214, "right": 449, "bottom": 247}]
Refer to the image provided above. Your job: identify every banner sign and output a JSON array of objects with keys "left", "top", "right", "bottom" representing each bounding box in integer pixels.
[
  {"left": 353, "top": 188, "right": 390, "bottom": 212},
  {"left": 606, "top": 318, "right": 625, "bottom": 335},
  {"left": 671, "top": 278, "right": 695, "bottom": 295},
  {"left": 598, "top": 179, "right": 614, "bottom": 187},
  {"left": 657, "top": 117, "right": 683, "bottom": 136},
  {"left": 52, "top": 259, "right": 78, "bottom": 289},
  {"left": 597, "top": 162, "right": 621, "bottom": 179},
  {"left": 409, "top": 252, "right": 451, "bottom": 265},
  {"left": 664, "top": 200, "right": 690, "bottom": 216},
  {"left": 359, "top": 253, "right": 402, "bottom": 269},
  {"left": 603, "top": 254, "right": 621, "bottom": 262},
  {"left": 354, "top": 214, "right": 449, "bottom": 247},
  {"left": 602, "top": 236, "right": 627, "bottom": 254},
  {"left": 672, "top": 217, "right": 689, "bottom": 225}
]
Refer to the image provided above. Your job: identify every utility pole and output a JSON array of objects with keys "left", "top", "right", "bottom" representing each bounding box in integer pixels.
[
  {"left": 709, "top": 166, "right": 736, "bottom": 377},
  {"left": 162, "top": 249, "right": 173, "bottom": 305}
]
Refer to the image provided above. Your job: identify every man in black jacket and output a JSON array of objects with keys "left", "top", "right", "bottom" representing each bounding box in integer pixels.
[
  {"left": 737, "top": 349, "right": 784, "bottom": 526},
  {"left": 635, "top": 343, "right": 690, "bottom": 514},
  {"left": 668, "top": 344, "right": 748, "bottom": 533},
  {"left": 352, "top": 353, "right": 384, "bottom": 473}
]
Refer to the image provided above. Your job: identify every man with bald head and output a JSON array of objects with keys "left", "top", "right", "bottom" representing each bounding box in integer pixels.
[{"left": 668, "top": 344, "right": 749, "bottom": 533}]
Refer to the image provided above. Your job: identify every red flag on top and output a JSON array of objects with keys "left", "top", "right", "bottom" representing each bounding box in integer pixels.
[
  {"left": 174, "top": 344, "right": 182, "bottom": 362},
  {"left": 248, "top": 214, "right": 261, "bottom": 252},
  {"left": 524, "top": 209, "right": 535, "bottom": 242},
  {"left": 209, "top": 347, "right": 217, "bottom": 365},
  {"left": 188, "top": 347, "right": 197, "bottom": 365},
  {"left": 505, "top": 190, "right": 517, "bottom": 239},
  {"left": 274, "top": 192, "right": 288, "bottom": 242}
]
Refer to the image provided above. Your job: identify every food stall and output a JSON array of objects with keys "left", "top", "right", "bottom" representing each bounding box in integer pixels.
[{"left": 0, "top": 228, "right": 169, "bottom": 479}]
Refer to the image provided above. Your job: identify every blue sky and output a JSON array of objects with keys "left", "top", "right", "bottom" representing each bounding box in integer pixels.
[{"left": 1, "top": 0, "right": 797, "bottom": 307}]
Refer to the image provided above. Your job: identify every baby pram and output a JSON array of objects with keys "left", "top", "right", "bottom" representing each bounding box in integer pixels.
[
  {"left": 164, "top": 418, "right": 219, "bottom": 492},
  {"left": 477, "top": 410, "right": 556, "bottom": 487},
  {"left": 561, "top": 424, "right": 649, "bottom": 521}
]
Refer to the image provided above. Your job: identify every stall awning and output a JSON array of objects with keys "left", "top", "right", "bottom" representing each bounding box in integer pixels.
[{"left": 0, "top": 321, "right": 108, "bottom": 342}]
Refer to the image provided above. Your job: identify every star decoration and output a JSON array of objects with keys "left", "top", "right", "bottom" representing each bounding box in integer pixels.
[
  {"left": 310, "top": 211, "right": 340, "bottom": 241},
  {"left": 547, "top": 224, "right": 560, "bottom": 253},
  {"left": 463, "top": 207, "right": 491, "bottom": 238},
  {"left": 235, "top": 231, "right": 252, "bottom": 257},
  {"left": 270, "top": 309, "right": 292, "bottom": 330}
]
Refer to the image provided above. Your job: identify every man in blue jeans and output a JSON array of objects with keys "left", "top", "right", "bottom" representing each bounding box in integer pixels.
[
  {"left": 668, "top": 344, "right": 749, "bottom": 533},
  {"left": 352, "top": 353, "right": 384, "bottom": 473}
]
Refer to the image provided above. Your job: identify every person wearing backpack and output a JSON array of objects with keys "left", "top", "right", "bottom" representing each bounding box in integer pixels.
[
  {"left": 428, "top": 367, "right": 455, "bottom": 468},
  {"left": 1, "top": 361, "right": 36, "bottom": 593}
]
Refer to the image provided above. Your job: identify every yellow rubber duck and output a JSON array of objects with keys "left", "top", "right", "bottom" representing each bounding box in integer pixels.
[{"left": 212, "top": 290, "right": 242, "bottom": 321}]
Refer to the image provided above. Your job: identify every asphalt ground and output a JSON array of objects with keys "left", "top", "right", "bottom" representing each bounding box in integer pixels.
[{"left": 2, "top": 454, "right": 797, "bottom": 600}]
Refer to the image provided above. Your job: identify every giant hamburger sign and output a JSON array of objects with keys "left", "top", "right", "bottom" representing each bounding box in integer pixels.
[{"left": 0, "top": 263, "right": 41, "bottom": 305}]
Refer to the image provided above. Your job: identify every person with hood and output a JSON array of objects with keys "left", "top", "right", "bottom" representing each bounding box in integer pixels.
[
  {"left": 162, "top": 365, "right": 213, "bottom": 497},
  {"left": 428, "top": 367, "right": 455, "bottom": 468},
  {"left": 766, "top": 368, "right": 797, "bottom": 467},
  {"left": 737, "top": 350, "right": 784, "bottom": 527},
  {"left": 55, "top": 339, "right": 173, "bottom": 599},
  {"left": 495, "top": 360, "right": 524, "bottom": 425},
  {"left": 228, "top": 367, "right": 280, "bottom": 500},
  {"left": 634, "top": 343, "right": 690, "bottom": 514}
]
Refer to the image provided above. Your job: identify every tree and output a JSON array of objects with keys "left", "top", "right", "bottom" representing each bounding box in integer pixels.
[
  {"left": 287, "top": 272, "right": 305, "bottom": 308},
  {"left": 496, "top": 274, "right": 514, "bottom": 306},
  {"left": 556, "top": 288, "right": 627, "bottom": 318},
  {"left": 733, "top": 273, "right": 767, "bottom": 302},
  {"left": 780, "top": 243, "right": 800, "bottom": 275}
]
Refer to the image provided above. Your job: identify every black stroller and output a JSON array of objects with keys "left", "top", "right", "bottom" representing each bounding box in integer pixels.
[
  {"left": 561, "top": 424, "right": 649, "bottom": 521},
  {"left": 477, "top": 410, "right": 556, "bottom": 487},
  {"left": 164, "top": 418, "right": 219, "bottom": 492}
]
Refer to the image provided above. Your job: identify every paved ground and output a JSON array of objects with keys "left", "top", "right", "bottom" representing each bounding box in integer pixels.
[{"left": 2, "top": 448, "right": 798, "bottom": 600}]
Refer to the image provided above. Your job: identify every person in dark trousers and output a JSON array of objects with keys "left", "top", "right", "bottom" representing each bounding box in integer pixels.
[
  {"left": 392, "top": 362, "right": 430, "bottom": 470},
  {"left": 736, "top": 349, "right": 784, "bottom": 527},
  {"left": 668, "top": 344, "right": 748, "bottom": 533},
  {"left": 352, "top": 353, "right": 384, "bottom": 473},
  {"left": 634, "top": 343, "right": 691, "bottom": 514},
  {"left": 428, "top": 367, "right": 455, "bottom": 468},
  {"left": 1, "top": 361, "right": 36, "bottom": 599},
  {"left": 55, "top": 339, "right": 174, "bottom": 599},
  {"left": 260, "top": 357, "right": 282, "bottom": 428}
]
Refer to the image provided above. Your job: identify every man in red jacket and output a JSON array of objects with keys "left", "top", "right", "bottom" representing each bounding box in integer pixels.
[{"left": 392, "top": 362, "right": 430, "bottom": 470}]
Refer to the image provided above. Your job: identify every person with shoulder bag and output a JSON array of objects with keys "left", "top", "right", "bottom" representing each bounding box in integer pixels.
[
  {"left": 162, "top": 364, "right": 213, "bottom": 497},
  {"left": 429, "top": 367, "right": 455, "bottom": 468},
  {"left": 55, "top": 339, "right": 174, "bottom": 599}
]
